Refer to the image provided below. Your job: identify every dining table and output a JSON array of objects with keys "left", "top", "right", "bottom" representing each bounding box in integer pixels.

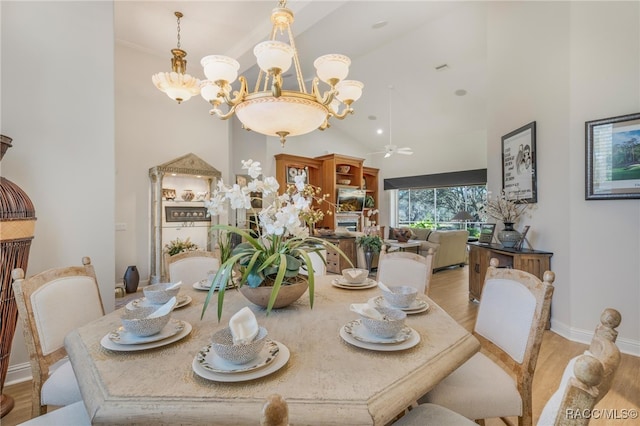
[{"left": 64, "top": 274, "right": 480, "bottom": 425}]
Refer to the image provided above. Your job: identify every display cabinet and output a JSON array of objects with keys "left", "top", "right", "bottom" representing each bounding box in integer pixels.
[{"left": 149, "top": 153, "right": 221, "bottom": 282}]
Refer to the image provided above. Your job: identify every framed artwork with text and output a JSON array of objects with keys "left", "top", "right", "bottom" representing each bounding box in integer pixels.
[{"left": 502, "top": 121, "right": 537, "bottom": 203}]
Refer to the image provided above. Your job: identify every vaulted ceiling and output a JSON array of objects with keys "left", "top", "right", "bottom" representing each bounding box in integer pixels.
[{"left": 115, "top": 1, "right": 487, "bottom": 157}]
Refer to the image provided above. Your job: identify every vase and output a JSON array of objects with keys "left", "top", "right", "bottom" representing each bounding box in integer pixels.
[
  {"left": 364, "top": 248, "right": 374, "bottom": 273},
  {"left": 239, "top": 275, "right": 309, "bottom": 309},
  {"left": 123, "top": 265, "right": 140, "bottom": 294},
  {"left": 181, "top": 189, "right": 195, "bottom": 201},
  {"left": 0, "top": 134, "right": 36, "bottom": 417},
  {"left": 497, "top": 222, "right": 522, "bottom": 248}
]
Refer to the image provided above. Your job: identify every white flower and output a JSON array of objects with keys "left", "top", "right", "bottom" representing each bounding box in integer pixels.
[
  {"left": 294, "top": 173, "right": 306, "bottom": 191},
  {"left": 262, "top": 176, "right": 280, "bottom": 195},
  {"left": 242, "top": 159, "right": 262, "bottom": 179}
]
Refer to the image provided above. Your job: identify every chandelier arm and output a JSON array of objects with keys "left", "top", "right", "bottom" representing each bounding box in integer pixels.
[
  {"left": 209, "top": 103, "right": 239, "bottom": 120},
  {"left": 330, "top": 107, "right": 354, "bottom": 120},
  {"left": 220, "top": 76, "right": 249, "bottom": 106},
  {"left": 311, "top": 78, "right": 337, "bottom": 106}
]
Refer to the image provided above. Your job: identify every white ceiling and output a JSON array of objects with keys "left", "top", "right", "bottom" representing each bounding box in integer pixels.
[{"left": 115, "top": 1, "right": 487, "bottom": 154}]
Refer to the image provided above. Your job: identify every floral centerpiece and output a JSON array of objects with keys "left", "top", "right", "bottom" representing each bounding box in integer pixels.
[{"left": 202, "top": 159, "right": 352, "bottom": 320}]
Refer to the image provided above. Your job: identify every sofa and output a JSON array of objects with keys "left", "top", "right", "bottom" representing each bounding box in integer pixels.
[{"left": 389, "top": 227, "right": 469, "bottom": 272}]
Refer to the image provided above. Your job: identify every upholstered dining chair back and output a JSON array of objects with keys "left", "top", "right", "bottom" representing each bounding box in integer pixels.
[
  {"left": 12, "top": 257, "right": 105, "bottom": 417},
  {"left": 164, "top": 250, "right": 220, "bottom": 285},
  {"left": 376, "top": 246, "right": 434, "bottom": 294},
  {"left": 420, "top": 257, "right": 554, "bottom": 426}
]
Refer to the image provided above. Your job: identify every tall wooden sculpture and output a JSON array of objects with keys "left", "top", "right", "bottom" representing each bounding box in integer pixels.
[{"left": 0, "top": 135, "right": 36, "bottom": 417}]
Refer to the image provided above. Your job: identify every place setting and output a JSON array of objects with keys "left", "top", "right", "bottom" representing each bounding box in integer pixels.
[
  {"left": 101, "top": 290, "right": 193, "bottom": 352},
  {"left": 330, "top": 268, "right": 378, "bottom": 290},
  {"left": 368, "top": 282, "right": 430, "bottom": 314},
  {"left": 192, "top": 270, "right": 238, "bottom": 291},
  {"left": 340, "top": 303, "right": 420, "bottom": 351},
  {"left": 126, "top": 281, "right": 192, "bottom": 310},
  {"left": 192, "top": 307, "right": 290, "bottom": 382}
]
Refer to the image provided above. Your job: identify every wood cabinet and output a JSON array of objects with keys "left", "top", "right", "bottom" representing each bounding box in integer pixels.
[
  {"left": 275, "top": 153, "right": 379, "bottom": 231},
  {"left": 321, "top": 236, "right": 357, "bottom": 274},
  {"left": 468, "top": 243, "right": 553, "bottom": 302}
]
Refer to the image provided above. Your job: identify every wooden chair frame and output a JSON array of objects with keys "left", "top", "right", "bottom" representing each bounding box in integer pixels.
[
  {"left": 376, "top": 246, "right": 434, "bottom": 295},
  {"left": 12, "top": 257, "right": 104, "bottom": 417},
  {"left": 476, "top": 258, "right": 555, "bottom": 426}
]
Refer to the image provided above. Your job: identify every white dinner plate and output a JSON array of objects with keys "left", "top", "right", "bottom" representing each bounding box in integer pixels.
[
  {"left": 126, "top": 294, "right": 192, "bottom": 310},
  {"left": 101, "top": 321, "right": 192, "bottom": 352},
  {"left": 196, "top": 340, "right": 280, "bottom": 374},
  {"left": 107, "top": 318, "right": 185, "bottom": 345},
  {"left": 369, "top": 296, "right": 430, "bottom": 314},
  {"left": 334, "top": 277, "right": 376, "bottom": 287},
  {"left": 339, "top": 324, "right": 420, "bottom": 351},
  {"left": 331, "top": 279, "right": 378, "bottom": 290},
  {"left": 343, "top": 319, "right": 413, "bottom": 344},
  {"left": 192, "top": 279, "right": 237, "bottom": 292},
  {"left": 192, "top": 341, "right": 289, "bottom": 382}
]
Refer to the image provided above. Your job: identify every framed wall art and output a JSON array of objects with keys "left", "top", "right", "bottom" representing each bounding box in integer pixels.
[
  {"left": 586, "top": 112, "right": 640, "bottom": 200},
  {"left": 164, "top": 206, "right": 210, "bottom": 223},
  {"left": 502, "top": 121, "right": 537, "bottom": 203},
  {"left": 478, "top": 223, "right": 496, "bottom": 244},
  {"left": 286, "top": 165, "right": 309, "bottom": 184}
]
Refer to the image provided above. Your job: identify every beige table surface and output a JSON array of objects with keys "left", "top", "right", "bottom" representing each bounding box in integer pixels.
[{"left": 65, "top": 274, "right": 479, "bottom": 425}]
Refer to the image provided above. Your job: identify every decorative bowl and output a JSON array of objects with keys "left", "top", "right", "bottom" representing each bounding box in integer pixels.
[
  {"left": 337, "top": 179, "right": 351, "bottom": 185},
  {"left": 211, "top": 326, "right": 268, "bottom": 364},
  {"left": 381, "top": 285, "right": 418, "bottom": 308},
  {"left": 337, "top": 165, "right": 350, "bottom": 173},
  {"left": 360, "top": 307, "right": 407, "bottom": 338},
  {"left": 121, "top": 306, "right": 172, "bottom": 337},
  {"left": 162, "top": 188, "right": 176, "bottom": 200},
  {"left": 341, "top": 268, "right": 369, "bottom": 284},
  {"left": 143, "top": 282, "right": 180, "bottom": 304}
]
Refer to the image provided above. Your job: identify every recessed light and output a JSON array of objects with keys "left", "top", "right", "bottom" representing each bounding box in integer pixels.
[
  {"left": 372, "top": 20, "right": 388, "bottom": 30},
  {"left": 368, "top": 115, "right": 377, "bottom": 120},
  {"left": 455, "top": 89, "right": 467, "bottom": 96},
  {"left": 377, "top": 129, "right": 383, "bottom": 135}
]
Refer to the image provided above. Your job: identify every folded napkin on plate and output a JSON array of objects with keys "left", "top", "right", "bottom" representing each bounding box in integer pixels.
[
  {"left": 229, "top": 307, "right": 259, "bottom": 345},
  {"left": 147, "top": 296, "right": 177, "bottom": 319},
  {"left": 350, "top": 303, "right": 384, "bottom": 320}
]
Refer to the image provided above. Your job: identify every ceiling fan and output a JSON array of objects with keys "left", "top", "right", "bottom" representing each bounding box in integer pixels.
[{"left": 369, "top": 144, "right": 414, "bottom": 158}]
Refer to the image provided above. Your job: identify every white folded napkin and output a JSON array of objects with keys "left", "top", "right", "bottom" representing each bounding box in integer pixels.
[
  {"left": 166, "top": 281, "right": 182, "bottom": 290},
  {"left": 346, "top": 269, "right": 360, "bottom": 279},
  {"left": 378, "top": 281, "right": 391, "bottom": 292},
  {"left": 229, "top": 307, "right": 259, "bottom": 345},
  {"left": 147, "top": 296, "right": 177, "bottom": 318},
  {"left": 350, "top": 303, "right": 384, "bottom": 320}
]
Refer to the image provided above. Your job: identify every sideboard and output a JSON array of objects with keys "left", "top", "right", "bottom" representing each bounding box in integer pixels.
[
  {"left": 320, "top": 236, "right": 357, "bottom": 274},
  {"left": 468, "top": 242, "right": 553, "bottom": 302}
]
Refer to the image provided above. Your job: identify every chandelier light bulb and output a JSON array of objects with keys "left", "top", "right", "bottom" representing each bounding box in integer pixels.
[
  {"left": 254, "top": 41, "right": 294, "bottom": 74},
  {"left": 314, "top": 54, "right": 351, "bottom": 85}
]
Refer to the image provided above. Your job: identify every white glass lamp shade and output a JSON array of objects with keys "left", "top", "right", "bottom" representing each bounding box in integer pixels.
[
  {"left": 152, "top": 71, "right": 200, "bottom": 103},
  {"left": 253, "top": 41, "right": 294, "bottom": 73},
  {"left": 314, "top": 54, "right": 351, "bottom": 84},
  {"left": 335, "top": 80, "right": 364, "bottom": 103},
  {"left": 200, "top": 80, "right": 225, "bottom": 103},
  {"left": 235, "top": 95, "right": 328, "bottom": 137},
  {"left": 201, "top": 55, "right": 240, "bottom": 84}
]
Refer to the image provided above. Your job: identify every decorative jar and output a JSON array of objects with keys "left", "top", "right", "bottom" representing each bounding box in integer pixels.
[{"left": 497, "top": 222, "right": 522, "bottom": 248}]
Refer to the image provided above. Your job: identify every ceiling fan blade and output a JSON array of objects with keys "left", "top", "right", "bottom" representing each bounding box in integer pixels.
[
  {"left": 384, "top": 152, "right": 392, "bottom": 158},
  {"left": 398, "top": 150, "right": 414, "bottom": 155},
  {"left": 397, "top": 147, "right": 412, "bottom": 151}
]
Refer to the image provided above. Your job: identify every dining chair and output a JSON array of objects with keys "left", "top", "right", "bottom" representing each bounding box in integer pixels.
[
  {"left": 17, "top": 400, "right": 90, "bottom": 425},
  {"left": 375, "top": 245, "right": 434, "bottom": 294},
  {"left": 164, "top": 250, "right": 220, "bottom": 284},
  {"left": 298, "top": 249, "right": 327, "bottom": 277},
  {"left": 418, "top": 257, "right": 555, "bottom": 426},
  {"left": 260, "top": 393, "right": 288, "bottom": 426},
  {"left": 12, "top": 257, "right": 105, "bottom": 417}
]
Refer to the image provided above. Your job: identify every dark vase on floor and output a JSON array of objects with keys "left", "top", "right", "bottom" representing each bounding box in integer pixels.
[
  {"left": 124, "top": 265, "right": 139, "bottom": 294},
  {"left": 364, "top": 248, "right": 374, "bottom": 273}
]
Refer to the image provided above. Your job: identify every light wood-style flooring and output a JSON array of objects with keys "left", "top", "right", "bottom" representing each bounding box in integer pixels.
[{"left": 2, "top": 266, "right": 639, "bottom": 425}]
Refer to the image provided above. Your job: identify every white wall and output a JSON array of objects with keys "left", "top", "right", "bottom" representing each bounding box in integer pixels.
[
  {"left": 2, "top": 1, "right": 116, "bottom": 376},
  {"left": 115, "top": 44, "right": 231, "bottom": 283},
  {"left": 486, "top": 1, "right": 639, "bottom": 354}
]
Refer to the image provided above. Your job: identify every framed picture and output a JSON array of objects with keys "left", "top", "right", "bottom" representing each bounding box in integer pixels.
[
  {"left": 286, "top": 166, "right": 309, "bottom": 184},
  {"left": 502, "top": 121, "right": 537, "bottom": 203},
  {"left": 236, "top": 174, "right": 250, "bottom": 187},
  {"left": 164, "top": 206, "right": 210, "bottom": 223},
  {"left": 586, "top": 112, "right": 640, "bottom": 200},
  {"left": 478, "top": 223, "right": 496, "bottom": 244}
]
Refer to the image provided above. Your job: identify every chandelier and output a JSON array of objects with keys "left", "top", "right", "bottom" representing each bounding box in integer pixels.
[
  {"left": 152, "top": 12, "right": 200, "bottom": 104},
  {"left": 199, "top": 0, "right": 364, "bottom": 146}
]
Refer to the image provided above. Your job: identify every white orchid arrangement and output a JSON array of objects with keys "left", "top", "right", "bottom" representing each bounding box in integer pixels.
[{"left": 202, "top": 159, "right": 351, "bottom": 320}]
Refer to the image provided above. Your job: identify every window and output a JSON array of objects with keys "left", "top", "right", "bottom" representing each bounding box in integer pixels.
[{"left": 396, "top": 185, "right": 487, "bottom": 235}]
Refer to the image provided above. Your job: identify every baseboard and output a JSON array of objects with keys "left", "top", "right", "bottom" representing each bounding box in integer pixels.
[
  {"left": 550, "top": 318, "right": 640, "bottom": 357},
  {"left": 5, "top": 362, "right": 32, "bottom": 386}
]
